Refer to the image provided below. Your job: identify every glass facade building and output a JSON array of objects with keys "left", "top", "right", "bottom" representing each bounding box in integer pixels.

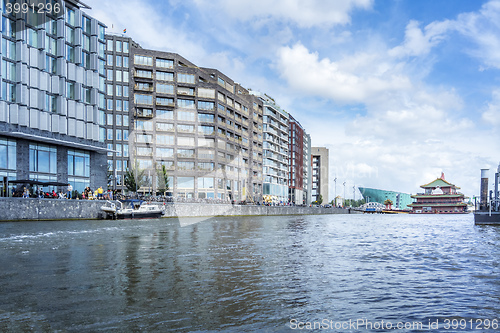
[{"left": 0, "top": 0, "right": 107, "bottom": 196}]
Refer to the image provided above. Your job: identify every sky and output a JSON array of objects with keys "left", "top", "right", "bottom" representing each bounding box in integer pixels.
[{"left": 85, "top": 0, "right": 500, "bottom": 200}]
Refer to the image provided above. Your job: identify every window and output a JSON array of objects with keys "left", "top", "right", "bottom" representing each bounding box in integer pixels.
[
  {"left": 116, "top": 85, "right": 122, "bottom": 96},
  {"left": 116, "top": 71, "right": 122, "bottom": 82},
  {"left": 156, "top": 97, "right": 174, "bottom": 106},
  {"left": 107, "top": 99, "right": 113, "bottom": 110},
  {"left": 134, "top": 55, "right": 153, "bottom": 66},
  {"left": 123, "top": 56, "right": 129, "bottom": 67},
  {"left": 66, "top": 82, "right": 75, "bottom": 99},
  {"left": 156, "top": 123, "right": 174, "bottom": 131},
  {"left": 218, "top": 77, "right": 225, "bottom": 86},
  {"left": 66, "top": 7, "right": 76, "bottom": 26},
  {"left": 178, "top": 162, "right": 194, "bottom": 170},
  {"left": 177, "top": 99, "right": 195, "bottom": 109},
  {"left": 135, "top": 69, "right": 152, "bottom": 78},
  {"left": 177, "top": 149, "right": 195, "bottom": 158},
  {"left": 178, "top": 177, "right": 194, "bottom": 189},
  {"left": 83, "top": 16, "right": 92, "bottom": 34},
  {"left": 198, "top": 125, "right": 215, "bottom": 135},
  {"left": 136, "top": 134, "right": 153, "bottom": 143},
  {"left": 198, "top": 113, "right": 214, "bottom": 123},
  {"left": 116, "top": 41, "right": 122, "bottom": 52},
  {"left": 29, "top": 144, "right": 57, "bottom": 174},
  {"left": 177, "top": 124, "right": 194, "bottom": 133},
  {"left": 107, "top": 84, "right": 113, "bottom": 96},
  {"left": 0, "top": 138, "right": 16, "bottom": 170},
  {"left": 107, "top": 54, "right": 113, "bottom": 66},
  {"left": 136, "top": 120, "right": 153, "bottom": 131},
  {"left": 107, "top": 114, "right": 113, "bottom": 126},
  {"left": 123, "top": 129, "right": 129, "bottom": 140},
  {"left": 178, "top": 73, "right": 195, "bottom": 84},
  {"left": 2, "top": 17, "right": 16, "bottom": 38},
  {"left": 123, "top": 41, "right": 129, "bottom": 53},
  {"left": 107, "top": 69, "right": 113, "bottom": 81},
  {"left": 134, "top": 94, "right": 153, "bottom": 105},
  {"left": 116, "top": 100, "right": 122, "bottom": 111},
  {"left": 137, "top": 147, "right": 153, "bottom": 156},
  {"left": 156, "top": 135, "right": 174, "bottom": 145},
  {"left": 198, "top": 88, "right": 215, "bottom": 99},
  {"left": 107, "top": 39, "right": 113, "bottom": 51},
  {"left": 156, "top": 58, "right": 173, "bottom": 68},
  {"left": 198, "top": 101, "right": 215, "bottom": 111},
  {"left": 177, "top": 110, "right": 195, "bottom": 121},
  {"left": 156, "top": 148, "right": 173, "bottom": 158},
  {"left": 198, "top": 149, "right": 214, "bottom": 159},
  {"left": 116, "top": 130, "right": 122, "bottom": 141},
  {"left": 177, "top": 137, "right": 195, "bottom": 146},
  {"left": 198, "top": 138, "right": 215, "bottom": 147},
  {"left": 157, "top": 110, "right": 174, "bottom": 119},
  {"left": 107, "top": 129, "right": 113, "bottom": 140},
  {"left": 198, "top": 162, "right": 214, "bottom": 171},
  {"left": 68, "top": 150, "right": 90, "bottom": 177},
  {"left": 156, "top": 71, "right": 173, "bottom": 81},
  {"left": 177, "top": 87, "right": 194, "bottom": 96},
  {"left": 66, "top": 45, "right": 75, "bottom": 62},
  {"left": 115, "top": 56, "right": 122, "bottom": 67},
  {"left": 156, "top": 83, "right": 174, "bottom": 94}
]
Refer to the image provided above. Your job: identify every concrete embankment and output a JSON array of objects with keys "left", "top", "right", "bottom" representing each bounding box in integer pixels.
[{"left": 0, "top": 198, "right": 359, "bottom": 221}]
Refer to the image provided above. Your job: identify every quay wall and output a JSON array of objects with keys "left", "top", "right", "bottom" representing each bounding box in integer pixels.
[{"left": 0, "top": 198, "right": 359, "bottom": 221}]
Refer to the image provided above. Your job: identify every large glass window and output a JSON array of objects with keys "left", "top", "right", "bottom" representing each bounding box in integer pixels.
[
  {"left": 178, "top": 177, "right": 194, "bottom": 189},
  {"left": 134, "top": 55, "right": 153, "bottom": 66},
  {"left": 156, "top": 71, "right": 173, "bottom": 81},
  {"left": 29, "top": 144, "right": 57, "bottom": 174},
  {"left": 156, "top": 148, "right": 173, "bottom": 158},
  {"left": 0, "top": 138, "right": 16, "bottom": 170},
  {"left": 156, "top": 97, "right": 174, "bottom": 106},
  {"left": 156, "top": 83, "right": 174, "bottom": 94},
  {"left": 68, "top": 150, "right": 90, "bottom": 177},
  {"left": 177, "top": 99, "right": 195, "bottom": 109},
  {"left": 134, "top": 94, "right": 153, "bottom": 105},
  {"left": 198, "top": 113, "right": 215, "bottom": 123},
  {"left": 157, "top": 109, "right": 174, "bottom": 119},
  {"left": 177, "top": 110, "right": 195, "bottom": 121},
  {"left": 156, "top": 58, "right": 173, "bottom": 68},
  {"left": 198, "top": 88, "right": 215, "bottom": 99},
  {"left": 178, "top": 73, "right": 195, "bottom": 84},
  {"left": 198, "top": 101, "right": 215, "bottom": 111}
]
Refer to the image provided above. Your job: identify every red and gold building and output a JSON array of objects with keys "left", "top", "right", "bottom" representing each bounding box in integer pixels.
[{"left": 409, "top": 173, "right": 467, "bottom": 214}]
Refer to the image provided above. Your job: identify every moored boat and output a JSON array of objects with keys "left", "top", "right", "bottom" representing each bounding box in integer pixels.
[{"left": 101, "top": 200, "right": 165, "bottom": 219}]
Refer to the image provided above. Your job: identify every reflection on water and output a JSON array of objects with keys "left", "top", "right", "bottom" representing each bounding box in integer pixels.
[{"left": 0, "top": 214, "right": 499, "bottom": 332}]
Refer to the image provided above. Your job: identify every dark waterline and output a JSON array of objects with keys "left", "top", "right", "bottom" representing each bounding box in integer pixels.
[{"left": 0, "top": 214, "right": 499, "bottom": 332}]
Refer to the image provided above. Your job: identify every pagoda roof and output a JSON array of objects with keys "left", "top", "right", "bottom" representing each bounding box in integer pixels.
[{"left": 420, "top": 178, "right": 460, "bottom": 189}]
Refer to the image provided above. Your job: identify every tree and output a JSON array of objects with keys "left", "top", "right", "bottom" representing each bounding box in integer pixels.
[
  {"left": 317, "top": 194, "right": 323, "bottom": 205},
  {"left": 124, "top": 167, "right": 145, "bottom": 193},
  {"left": 156, "top": 164, "right": 170, "bottom": 195},
  {"left": 384, "top": 199, "right": 393, "bottom": 209}
]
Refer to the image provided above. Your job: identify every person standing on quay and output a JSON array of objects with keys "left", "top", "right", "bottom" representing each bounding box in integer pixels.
[{"left": 67, "top": 183, "right": 73, "bottom": 199}]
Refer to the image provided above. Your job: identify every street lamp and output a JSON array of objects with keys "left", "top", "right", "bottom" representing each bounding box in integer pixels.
[
  {"left": 343, "top": 181, "right": 346, "bottom": 208},
  {"left": 334, "top": 177, "right": 337, "bottom": 206}
]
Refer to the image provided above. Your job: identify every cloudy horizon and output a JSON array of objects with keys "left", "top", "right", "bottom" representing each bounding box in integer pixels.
[{"left": 85, "top": 0, "right": 500, "bottom": 199}]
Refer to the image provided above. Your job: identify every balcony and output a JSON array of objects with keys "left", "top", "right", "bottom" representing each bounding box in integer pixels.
[{"left": 134, "top": 109, "right": 154, "bottom": 118}]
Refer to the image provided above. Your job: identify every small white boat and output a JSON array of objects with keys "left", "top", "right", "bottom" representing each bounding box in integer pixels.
[{"left": 101, "top": 200, "right": 165, "bottom": 219}]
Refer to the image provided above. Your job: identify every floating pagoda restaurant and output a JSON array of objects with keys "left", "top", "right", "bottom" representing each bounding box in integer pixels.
[{"left": 408, "top": 173, "right": 467, "bottom": 214}]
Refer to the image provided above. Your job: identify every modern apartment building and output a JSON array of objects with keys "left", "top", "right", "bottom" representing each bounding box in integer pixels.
[
  {"left": 311, "top": 147, "right": 329, "bottom": 203},
  {"left": 104, "top": 34, "right": 139, "bottom": 190},
  {"left": 0, "top": 0, "right": 107, "bottom": 196},
  {"left": 104, "top": 38, "right": 264, "bottom": 201},
  {"left": 252, "top": 92, "right": 289, "bottom": 203},
  {"left": 288, "top": 114, "right": 311, "bottom": 205}
]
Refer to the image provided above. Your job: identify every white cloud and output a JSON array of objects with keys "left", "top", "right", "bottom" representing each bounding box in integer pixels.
[
  {"left": 482, "top": 89, "right": 500, "bottom": 126},
  {"left": 452, "top": 0, "right": 500, "bottom": 69},
  {"left": 192, "top": 0, "right": 373, "bottom": 28},
  {"left": 84, "top": 0, "right": 207, "bottom": 61},
  {"left": 388, "top": 20, "right": 451, "bottom": 58},
  {"left": 276, "top": 43, "right": 412, "bottom": 104}
]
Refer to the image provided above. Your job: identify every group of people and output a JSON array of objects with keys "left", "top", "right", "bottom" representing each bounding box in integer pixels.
[{"left": 82, "top": 186, "right": 116, "bottom": 200}]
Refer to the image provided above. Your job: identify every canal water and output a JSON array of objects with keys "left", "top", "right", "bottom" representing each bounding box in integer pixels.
[{"left": 0, "top": 214, "right": 499, "bottom": 332}]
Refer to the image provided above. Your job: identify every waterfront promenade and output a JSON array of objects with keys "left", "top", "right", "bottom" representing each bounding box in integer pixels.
[{"left": 0, "top": 198, "right": 357, "bottom": 221}]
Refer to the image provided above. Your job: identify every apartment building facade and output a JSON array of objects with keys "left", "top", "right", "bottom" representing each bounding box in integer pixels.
[
  {"left": 0, "top": 0, "right": 107, "bottom": 196},
  {"left": 311, "top": 147, "right": 329, "bottom": 204},
  {"left": 252, "top": 93, "right": 289, "bottom": 203},
  {"left": 103, "top": 38, "right": 264, "bottom": 201},
  {"left": 288, "top": 114, "right": 311, "bottom": 205}
]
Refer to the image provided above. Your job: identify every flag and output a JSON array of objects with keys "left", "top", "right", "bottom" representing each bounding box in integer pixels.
[{"left": 123, "top": 29, "right": 127, "bottom": 34}]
